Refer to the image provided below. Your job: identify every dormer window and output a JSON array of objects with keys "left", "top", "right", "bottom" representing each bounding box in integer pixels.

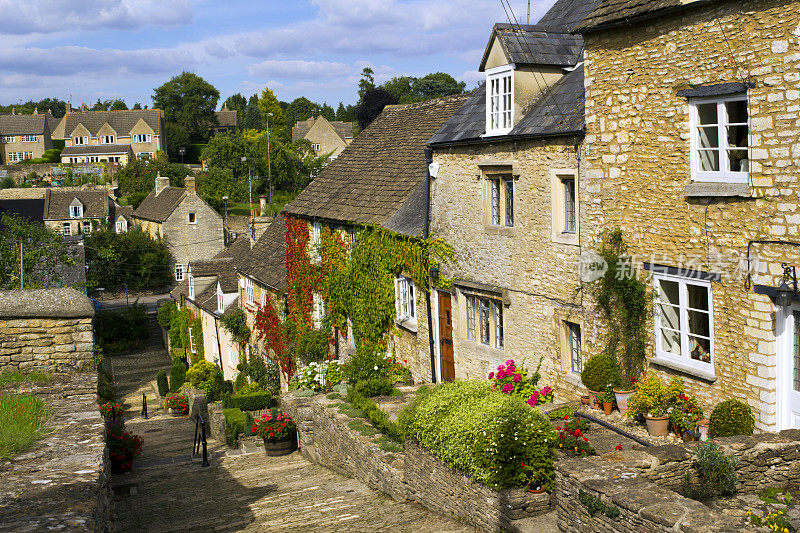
[
  {"left": 70, "top": 204, "right": 83, "bottom": 218},
  {"left": 485, "top": 65, "right": 514, "bottom": 136},
  {"left": 100, "top": 135, "right": 115, "bottom": 144},
  {"left": 73, "top": 136, "right": 88, "bottom": 145}
]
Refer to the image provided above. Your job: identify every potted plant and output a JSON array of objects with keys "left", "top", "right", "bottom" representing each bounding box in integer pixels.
[
  {"left": 522, "top": 462, "right": 550, "bottom": 494},
  {"left": 165, "top": 394, "right": 189, "bottom": 416},
  {"left": 669, "top": 392, "right": 703, "bottom": 441},
  {"left": 253, "top": 410, "right": 297, "bottom": 456},
  {"left": 600, "top": 388, "right": 615, "bottom": 415},
  {"left": 99, "top": 402, "right": 125, "bottom": 430},
  {"left": 613, "top": 374, "right": 640, "bottom": 415},
  {"left": 580, "top": 354, "right": 621, "bottom": 410},
  {"left": 106, "top": 426, "right": 143, "bottom": 474},
  {"left": 626, "top": 374, "right": 669, "bottom": 436}
]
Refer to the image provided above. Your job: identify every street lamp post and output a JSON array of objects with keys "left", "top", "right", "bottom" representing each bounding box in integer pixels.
[
  {"left": 222, "top": 195, "right": 228, "bottom": 231},
  {"left": 178, "top": 147, "right": 186, "bottom": 164},
  {"left": 242, "top": 155, "right": 253, "bottom": 237},
  {"left": 266, "top": 112, "right": 273, "bottom": 217}
]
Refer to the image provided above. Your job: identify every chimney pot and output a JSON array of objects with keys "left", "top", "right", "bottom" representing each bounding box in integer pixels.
[
  {"left": 259, "top": 196, "right": 267, "bottom": 217},
  {"left": 185, "top": 175, "right": 196, "bottom": 195},
  {"left": 155, "top": 174, "right": 170, "bottom": 196}
]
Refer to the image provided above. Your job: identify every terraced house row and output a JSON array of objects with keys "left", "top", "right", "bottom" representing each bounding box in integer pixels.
[{"left": 179, "top": 0, "right": 800, "bottom": 433}]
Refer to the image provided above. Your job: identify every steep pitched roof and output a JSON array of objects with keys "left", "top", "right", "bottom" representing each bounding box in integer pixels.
[
  {"left": 292, "top": 116, "right": 354, "bottom": 143},
  {"left": 63, "top": 109, "right": 163, "bottom": 137},
  {"left": 575, "top": 0, "right": 711, "bottom": 32},
  {"left": 284, "top": 95, "right": 469, "bottom": 234},
  {"left": 538, "top": 0, "right": 604, "bottom": 31},
  {"left": 236, "top": 217, "right": 287, "bottom": 292},
  {"left": 0, "top": 114, "right": 48, "bottom": 135},
  {"left": 171, "top": 237, "right": 247, "bottom": 309},
  {"left": 479, "top": 24, "right": 584, "bottom": 71},
  {"left": 116, "top": 205, "right": 133, "bottom": 224},
  {"left": 132, "top": 187, "right": 185, "bottom": 222},
  {"left": 43, "top": 189, "right": 112, "bottom": 220}
]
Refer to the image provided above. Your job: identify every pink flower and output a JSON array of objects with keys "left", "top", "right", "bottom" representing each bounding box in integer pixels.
[
  {"left": 505, "top": 359, "right": 515, "bottom": 367},
  {"left": 531, "top": 390, "right": 540, "bottom": 400},
  {"left": 488, "top": 372, "right": 495, "bottom": 380},
  {"left": 512, "top": 374, "right": 521, "bottom": 383},
  {"left": 502, "top": 383, "right": 513, "bottom": 394},
  {"left": 527, "top": 397, "right": 538, "bottom": 406},
  {"left": 496, "top": 370, "right": 506, "bottom": 379},
  {"left": 497, "top": 364, "right": 505, "bottom": 372},
  {"left": 542, "top": 386, "right": 552, "bottom": 395}
]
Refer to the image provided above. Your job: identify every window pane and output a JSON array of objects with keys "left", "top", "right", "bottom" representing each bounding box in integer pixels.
[
  {"left": 494, "top": 302, "right": 503, "bottom": 349},
  {"left": 697, "top": 103, "right": 718, "bottom": 125},
  {"left": 569, "top": 323, "right": 582, "bottom": 374},
  {"left": 563, "top": 178, "right": 575, "bottom": 233},
  {"left": 698, "top": 149, "right": 719, "bottom": 171},
  {"left": 728, "top": 149, "right": 748, "bottom": 172},
  {"left": 726, "top": 125, "right": 748, "bottom": 148},
  {"left": 491, "top": 179, "right": 500, "bottom": 225},
  {"left": 504, "top": 179, "right": 514, "bottom": 227},
  {"left": 658, "top": 304, "right": 680, "bottom": 331},
  {"left": 660, "top": 327, "right": 681, "bottom": 356},
  {"left": 698, "top": 126, "right": 719, "bottom": 149},
  {"left": 688, "top": 309, "right": 710, "bottom": 338},
  {"left": 688, "top": 335, "right": 711, "bottom": 363},
  {"left": 686, "top": 284, "right": 709, "bottom": 311},
  {"left": 479, "top": 299, "right": 490, "bottom": 345},
  {"left": 725, "top": 100, "right": 747, "bottom": 124},
  {"left": 657, "top": 279, "right": 680, "bottom": 305},
  {"left": 466, "top": 297, "right": 475, "bottom": 340}
]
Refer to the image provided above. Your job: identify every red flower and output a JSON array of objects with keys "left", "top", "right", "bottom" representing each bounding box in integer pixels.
[
  {"left": 564, "top": 415, "right": 569, "bottom": 420},
  {"left": 615, "top": 444, "right": 623, "bottom": 451},
  {"left": 574, "top": 429, "right": 583, "bottom": 438}
]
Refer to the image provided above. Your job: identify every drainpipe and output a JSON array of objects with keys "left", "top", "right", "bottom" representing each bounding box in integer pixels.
[{"left": 424, "top": 147, "right": 437, "bottom": 384}]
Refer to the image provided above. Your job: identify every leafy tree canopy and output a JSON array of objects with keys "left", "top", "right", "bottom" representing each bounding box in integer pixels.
[
  {"left": 153, "top": 71, "right": 220, "bottom": 144},
  {"left": 115, "top": 152, "right": 189, "bottom": 196},
  {"left": 242, "top": 94, "right": 265, "bottom": 130},
  {"left": 84, "top": 227, "right": 172, "bottom": 291},
  {"left": 91, "top": 98, "right": 128, "bottom": 111},
  {"left": 0, "top": 214, "right": 74, "bottom": 290},
  {"left": 223, "top": 93, "right": 248, "bottom": 127},
  {"left": 0, "top": 98, "right": 67, "bottom": 118},
  {"left": 355, "top": 88, "right": 397, "bottom": 131},
  {"left": 381, "top": 72, "right": 467, "bottom": 104},
  {"left": 257, "top": 87, "right": 288, "bottom": 141}
]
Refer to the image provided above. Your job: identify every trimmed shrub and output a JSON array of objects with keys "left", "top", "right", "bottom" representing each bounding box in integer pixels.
[
  {"left": 709, "top": 399, "right": 755, "bottom": 438},
  {"left": 344, "top": 349, "right": 391, "bottom": 384},
  {"left": 223, "top": 391, "right": 275, "bottom": 411},
  {"left": 680, "top": 443, "right": 738, "bottom": 501},
  {"left": 233, "top": 372, "right": 248, "bottom": 392},
  {"left": 169, "top": 357, "right": 187, "bottom": 392},
  {"left": 400, "top": 380, "right": 558, "bottom": 490},
  {"left": 223, "top": 407, "right": 247, "bottom": 446},
  {"left": 156, "top": 370, "right": 169, "bottom": 397},
  {"left": 97, "top": 368, "right": 115, "bottom": 402},
  {"left": 580, "top": 354, "right": 621, "bottom": 392},
  {"left": 186, "top": 360, "right": 215, "bottom": 387},
  {"left": 157, "top": 300, "right": 176, "bottom": 328},
  {"left": 347, "top": 388, "right": 404, "bottom": 443},
  {"left": 352, "top": 376, "right": 394, "bottom": 398}
]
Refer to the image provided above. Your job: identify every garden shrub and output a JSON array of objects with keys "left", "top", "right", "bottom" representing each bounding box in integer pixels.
[
  {"left": 204, "top": 366, "right": 232, "bottom": 402},
  {"left": 347, "top": 388, "right": 404, "bottom": 443},
  {"left": 169, "top": 357, "right": 187, "bottom": 392},
  {"left": 352, "top": 376, "right": 394, "bottom": 397},
  {"left": 156, "top": 370, "right": 169, "bottom": 397},
  {"left": 344, "top": 348, "right": 391, "bottom": 384},
  {"left": 397, "top": 385, "right": 433, "bottom": 432},
  {"left": 233, "top": 372, "right": 248, "bottom": 392},
  {"left": 223, "top": 391, "right": 275, "bottom": 411},
  {"left": 296, "top": 328, "right": 330, "bottom": 365},
  {"left": 625, "top": 374, "right": 685, "bottom": 419},
  {"left": 237, "top": 382, "right": 264, "bottom": 395},
  {"left": 97, "top": 367, "right": 115, "bottom": 402},
  {"left": 223, "top": 407, "right": 247, "bottom": 446},
  {"left": 580, "top": 354, "right": 621, "bottom": 392},
  {"left": 709, "top": 399, "right": 755, "bottom": 438},
  {"left": 680, "top": 443, "right": 738, "bottom": 501},
  {"left": 157, "top": 300, "right": 176, "bottom": 329},
  {"left": 400, "top": 380, "right": 558, "bottom": 490},
  {"left": 187, "top": 360, "right": 216, "bottom": 387},
  {"left": 94, "top": 303, "right": 150, "bottom": 353}
]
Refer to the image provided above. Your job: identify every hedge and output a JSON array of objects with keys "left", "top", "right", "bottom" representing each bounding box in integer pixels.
[
  {"left": 170, "top": 357, "right": 187, "bottom": 392},
  {"left": 346, "top": 388, "right": 404, "bottom": 443},
  {"left": 222, "top": 391, "right": 275, "bottom": 411},
  {"left": 157, "top": 370, "right": 169, "bottom": 397},
  {"left": 399, "top": 380, "right": 558, "bottom": 490},
  {"left": 223, "top": 407, "right": 247, "bottom": 446}
]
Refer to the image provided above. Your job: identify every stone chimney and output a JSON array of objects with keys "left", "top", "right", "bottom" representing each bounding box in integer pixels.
[
  {"left": 154, "top": 174, "right": 169, "bottom": 196},
  {"left": 259, "top": 195, "right": 267, "bottom": 217},
  {"left": 66, "top": 102, "right": 71, "bottom": 114},
  {"left": 185, "top": 176, "right": 196, "bottom": 195},
  {"left": 11, "top": 108, "right": 14, "bottom": 115}
]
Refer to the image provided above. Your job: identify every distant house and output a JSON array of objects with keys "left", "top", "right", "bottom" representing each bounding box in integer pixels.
[
  {"left": 133, "top": 175, "right": 224, "bottom": 282},
  {"left": 0, "top": 113, "right": 54, "bottom": 164},
  {"left": 114, "top": 205, "right": 133, "bottom": 234},
  {"left": 291, "top": 116, "right": 353, "bottom": 159},
  {"left": 172, "top": 236, "right": 250, "bottom": 378},
  {"left": 42, "top": 188, "right": 120, "bottom": 237},
  {"left": 212, "top": 104, "right": 238, "bottom": 135},
  {"left": 59, "top": 107, "right": 166, "bottom": 164}
]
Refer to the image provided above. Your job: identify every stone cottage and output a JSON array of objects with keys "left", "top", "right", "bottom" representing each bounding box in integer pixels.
[
  {"left": 425, "top": 0, "right": 596, "bottom": 393},
  {"left": 291, "top": 116, "right": 354, "bottom": 160},
  {"left": 133, "top": 175, "right": 224, "bottom": 282},
  {"left": 43, "top": 188, "right": 121, "bottom": 236},
  {"left": 283, "top": 95, "right": 468, "bottom": 382},
  {"left": 576, "top": 0, "right": 800, "bottom": 430}
]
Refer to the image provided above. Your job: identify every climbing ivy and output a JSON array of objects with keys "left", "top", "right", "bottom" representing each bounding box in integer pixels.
[
  {"left": 286, "top": 216, "right": 315, "bottom": 330},
  {"left": 253, "top": 297, "right": 291, "bottom": 377}
]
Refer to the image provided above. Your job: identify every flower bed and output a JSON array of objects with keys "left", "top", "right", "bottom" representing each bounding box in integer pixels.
[{"left": 165, "top": 394, "right": 189, "bottom": 415}]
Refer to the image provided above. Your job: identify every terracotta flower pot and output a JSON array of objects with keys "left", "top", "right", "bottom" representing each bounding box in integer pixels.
[
  {"left": 263, "top": 436, "right": 297, "bottom": 456},
  {"left": 587, "top": 390, "right": 602, "bottom": 410},
  {"left": 613, "top": 389, "right": 635, "bottom": 414},
  {"left": 527, "top": 485, "right": 546, "bottom": 494},
  {"left": 580, "top": 395, "right": 590, "bottom": 406},
  {"left": 644, "top": 414, "right": 670, "bottom": 437},
  {"left": 603, "top": 401, "right": 614, "bottom": 415}
]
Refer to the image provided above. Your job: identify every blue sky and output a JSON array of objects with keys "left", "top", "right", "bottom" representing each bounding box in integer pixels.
[{"left": 0, "top": 0, "right": 558, "bottom": 109}]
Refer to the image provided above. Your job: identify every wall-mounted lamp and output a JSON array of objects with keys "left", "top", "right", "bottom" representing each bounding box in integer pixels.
[{"left": 776, "top": 263, "right": 797, "bottom": 307}]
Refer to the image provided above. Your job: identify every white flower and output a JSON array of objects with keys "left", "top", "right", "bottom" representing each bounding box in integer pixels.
[{"left": 374, "top": 365, "right": 378, "bottom": 371}]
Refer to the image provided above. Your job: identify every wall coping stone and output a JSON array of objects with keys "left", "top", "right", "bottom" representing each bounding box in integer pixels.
[{"left": 0, "top": 288, "right": 95, "bottom": 318}]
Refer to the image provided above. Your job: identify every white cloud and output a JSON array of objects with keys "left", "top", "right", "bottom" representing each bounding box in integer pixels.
[
  {"left": 0, "top": 46, "right": 196, "bottom": 76},
  {"left": 247, "top": 59, "right": 352, "bottom": 80},
  {"left": 0, "top": 0, "right": 193, "bottom": 35}
]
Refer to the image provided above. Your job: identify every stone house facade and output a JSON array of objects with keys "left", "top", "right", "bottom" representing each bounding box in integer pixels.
[
  {"left": 42, "top": 188, "right": 121, "bottom": 236},
  {"left": 577, "top": 0, "right": 800, "bottom": 430},
  {"left": 133, "top": 175, "right": 224, "bottom": 282},
  {"left": 0, "top": 113, "right": 54, "bottom": 164},
  {"left": 291, "top": 116, "right": 354, "bottom": 159},
  {"left": 425, "top": 0, "right": 595, "bottom": 394}
]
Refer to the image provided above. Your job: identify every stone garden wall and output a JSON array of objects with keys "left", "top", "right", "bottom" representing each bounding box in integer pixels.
[
  {"left": 0, "top": 288, "right": 95, "bottom": 373},
  {"left": 282, "top": 392, "right": 550, "bottom": 531}
]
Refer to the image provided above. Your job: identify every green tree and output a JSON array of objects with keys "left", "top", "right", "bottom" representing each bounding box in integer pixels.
[
  {"left": 381, "top": 72, "right": 467, "bottom": 104},
  {"left": 92, "top": 99, "right": 109, "bottom": 111},
  {"left": 110, "top": 99, "right": 128, "bottom": 110},
  {"left": 335, "top": 102, "right": 356, "bottom": 123},
  {"left": 257, "top": 88, "right": 287, "bottom": 141},
  {"left": 132, "top": 102, "right": 143, "bottom": 110},
  {"left": 0, "top": 214, "right": 73, "bottom": 289},
  {"left": 285, "top": 97, "right": 317, "bottom": 130},
  {"left": 355, "top": 88, "right": 397, "bottom": 131},
  {"left": 115, "top": 154, "right": 188, "bottom": 196},
  {"left": 357, "top": 67, "right": 375, "bottom": 100},
  {"left": 84, "top": 227, "right": 172, "bottom": 290},
  {"left": 381, "top": 76, "right": 416, "bottom": 103},
  {"left": 319, "top": 102, "right": 335, "bottom": 121},
  {"left": 242, "top": 94, "right": 264, "bottom": 130},
  {"left": 153, "top": 71, "right": 220, "bottom": 143},
  {"left": 165, "top": 122, "right": 191, "bottom": 157}
]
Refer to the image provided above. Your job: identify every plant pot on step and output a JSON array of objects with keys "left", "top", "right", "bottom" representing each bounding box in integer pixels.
[
  {"left": 580, "top": 395, "right": 590, "bottom": 406},
  {"left": 613, "top": 389, "right": 635, "bottom": 414},
  {"left": 263, "top": 436, "right": 297, "bottom": 456},
  {"left": 527, "top": 485, "right": 546, "bottom": 494},
  {"left": 644, "top": 414, "right": 670, "bottom": 437},
  {"left": 603, "top": 401, "right": 614, "bottom": 415},
  {"left": 587, "top": 390, "right": 602, "bottom": 410}
]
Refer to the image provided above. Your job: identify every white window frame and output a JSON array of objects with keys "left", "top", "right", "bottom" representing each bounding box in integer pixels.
[
  {"left": 21, "top": 135, "right": 37, "bottom": 143},
  {"left": 485, "top": 64, "right": 514, "bottom": 136},
  {"left": 466, "top": 295, "right": 476, "bottom": 340},
  {"left": 73, "top": 136, "right": 88, "bottom": 145},
  {"left": 136, "top": 152, "right": 154, "bottom": 160},
  {"left": 261, "top": 286, "right": 268, "bottom": 306},
  {"left": 100, "top": 135, "right": 114, "bottom": 144},
  {"left": 188, "top": 326, "right": 196, "bottom": 354},
  {"left": 311, "top": 221, "right": 321, "bottom": 263},
  {"left": 246, "top": 277, "right": 254, "bottom": 305},
  {"left": 312, "top": 143, "right": 320, "bottom": 151},
  {"left": 312, "top": 292, "right": 325, "bottom": 328},
  {"left": 653, "top": 272, "right": 715, "bottom": 374},
  {"left": 188, "top": 212, "right": 196, "bottom": 224},
  {"left": 175, "top": 264, "right": 184, "bottom": 281},
  {"left": 2, "top": 135, "right": 14, "bottom": 143},
  {"left": 567, "top": 322, "right": 582, "bottom": 374},
  {"left": 479, "top": 298, "right": 491, "bottom": 346},
  {"left": 62, "top": 222, "right": 71, "bottom": 236},
  {"left": 494, "top": 301, "right": 504, "bottom": 349},
  {"left": 689, "top": 94, "right": 749, "bottom": 184},
  {"left": 395, "top": 276, "right": 417, "bottom": 326},
  {"left": 217, "top": 284, "right": 224, "bottom": 313},
  {"left": 188, "top": 271, "right": 195, "bottom": 300},
  {"left": 133, "top": 133, "right": 152, "bottom": 143},
  {"left": 70, "top": 205, "right": 82, "bottom": 218},
  {"left": 563, "top": 177, "right": 576, "bottom": 233},
  {"left": 116, "top": 220, "right": 126, "bottom": 233},
  {"left": 82, "top": 221, "right": 91, "bottom": 234}
]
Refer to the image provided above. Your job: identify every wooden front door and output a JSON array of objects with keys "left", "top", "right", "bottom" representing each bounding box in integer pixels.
[{"left": 438, "top": 292, "right": 455, "bottom": 382}]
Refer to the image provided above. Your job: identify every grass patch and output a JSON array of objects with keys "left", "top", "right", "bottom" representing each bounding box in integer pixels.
[
  {"left": 326, "top": 393, "right": 343, "bottom": 400},
  {"left": 0, "top": 371, "right": 50, "bottom": 386},
  {"left": 349, "top": 419, "right": 381, "bottom": 437},
  {"left": 0, "top": 393, "right": 50, "bottom": 460},
  {"left": 325, "top": 402, "right": 343, "bottom": 408},
  {"left": 337, "top": 402, "right": 365, "bottom": 419},
  {"left": 376, "top": 435, "right": 404, "bottom": 453},
  {"left": 227, "top": 191, "right": 298, "bottom": 217}
]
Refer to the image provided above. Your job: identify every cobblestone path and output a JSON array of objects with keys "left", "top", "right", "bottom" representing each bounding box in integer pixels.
[{"left": 109, "top": 314, "right": 473, "bottom": 533}]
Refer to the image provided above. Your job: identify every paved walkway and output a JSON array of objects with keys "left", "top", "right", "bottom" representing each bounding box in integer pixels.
[{"left": 109, "top": 316, "right": 472, "bottom": 533}]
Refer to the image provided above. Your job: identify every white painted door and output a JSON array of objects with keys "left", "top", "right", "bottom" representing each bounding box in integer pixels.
[{"left": 778, "top": 306, "right": 800, "bottom": 429}]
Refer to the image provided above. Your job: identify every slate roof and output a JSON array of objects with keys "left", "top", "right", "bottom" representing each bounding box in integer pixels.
[
  {"left": 215, "top": 110, "right": 238, "bottom": 128},
  {"left": 284, "top": 95, "right": 469, "bottom": 235},
  {"left": 43, "top": 189, "right": 112, "bottom": 221},
  {"left": 61, "top": 145, "right": 132, "bottom": 156},
  {"left": 0, "top": 114, "right": 48, "bottom": 135},
  {"left": 576, "top": 0, "right": 711, "bottom": 32},
  {"left": 538, "top": 0, "right": 603, "bottom": 31},
  {"left": 171, "top": 237, "right": 248, "bottom": 309},
  {"left": 45, "top": 113, "right": 61, "bottom": 136},
  {"left": 236, "top": 217, "right": 287, "bottom": 292},
  {"left": 115, "top": 205, "right": 133, "bottom": 224},
  {"left": 132, "top": 187, "right": 186, "bottom": 222},
  {"left": 63, "top": 109, "right": 163, "bottom": 137},
  {"left": 479, "top": 24, "right": 584, "bottom": 71}
]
